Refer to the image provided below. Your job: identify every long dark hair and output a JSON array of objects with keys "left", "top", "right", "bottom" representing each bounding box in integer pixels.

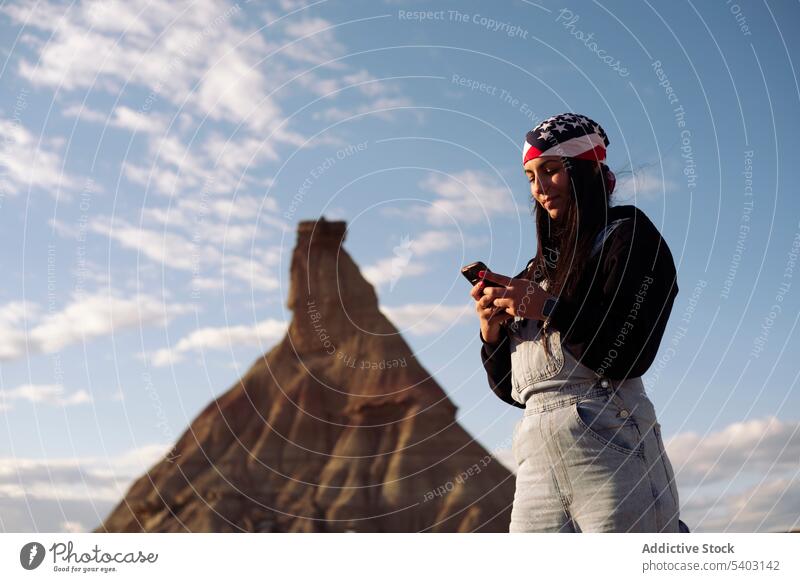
[{"left": 527, "top": 157, "right": 616, "bottom": 357}]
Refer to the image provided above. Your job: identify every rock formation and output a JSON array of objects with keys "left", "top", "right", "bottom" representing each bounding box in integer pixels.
[{"left": 95, "top": 217, "right": 515, "bottom": 532}]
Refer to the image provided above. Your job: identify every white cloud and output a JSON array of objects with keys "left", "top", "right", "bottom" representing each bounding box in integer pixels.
[
  {"left": 0, "top": 292, "right": 192, "bottom": 361},
  {"left": 122, "top": 162, "right": 187, "bottom": 197},
  {"left": 0, "top": 119, "right": 82, "bottom": 198},
  {"left": 204, "top": 223, "right": 263, "bottom": 248},
  {"left": 613, "top": 167, "right": 677, "bottom": 202},
  {"left": 680, "top": 474, "right": 800, "bottom": 533},
  {"left": 222, "top": 253, "right": 281, "bottom": 291},
  {"left": 195, "top": 47, "right": 285, "bottom": 134},
  {"left": 90, "top": 216, "right": 216, "bottom": 271},
  {"left": 414, "top": 170, "right": 516, "bottom": 226},
  {"left": 62, "top": 104, "right": 169, "bottom": 135},
  {"left": 2, "top": 0, "right": 382, "bottom": 140},
  {"left": 0, "top": 444, "right": 173, "bottom": 499},
  {"left": 407, "top": 230, "right": 461, "bottom": 255},
  {"left": 664, "top": 416, "right": 800, "bottom": 531},
  {"left": 202, "top": 131, "right": 281, "bottom": 174},
  {"left": 148, "top": 317, "right": 287, "bottom": 367},
  {"left": 89, "top": 213, "right": 286, "bottom": 291},
  {"left": 363, "top": 259, "right": 429, "bottom": 289},
  {"left": 147, "top": 134, "right": 209, "bottom": 187},
  {"left": 280, "top": 17, "right": 348, "bottom": 68},
  {"left": 0, "top": 300, "right": 42, "bottom": 325},
  {"left": 380, "top": 303, "right": 473, "bottom": 335},
  {"left": 128, "top": 134, "right": 277, "bottom": 199},
  {"left": 2, "top": 0, "right": 353, "bottom": 202},
  {"left": 31, "top": 292, "right": 191, "bottom": 354},
  {"left": 223, "top": 195, "right": 279, "bottom": 219},
  {"left": 140, "top": 195, "right": 286, "bottom": 234},
  {"left": 298, "top": 66, "right": 421, "bottom": 124},
  {"left": 362, "top": 229, "right": 461, "bottom": 289},
  {"left": 3, "top": 0, "right": 417, "bottom": 211},
  {"left": 112, "top": 106, "right": 168, "bottom": 134},
  {"left": 188, "top": 277, "right": 224, "bottom": 292},
  {"left": 60, "top": 104, "right": 108, "bottom": 124},
  {"left": 312, "top": 96, "right": 418, "bottom": 123},
  {"left": 4, "top": 1, "right": 237, "bottom": 95},
  {"left": 666, "top": 416, "right": 800, "bottom": 487},
  {"left": 0, "top": 384, "right": 92, "bottom": 410},
  {"left": 278, "top": 0, "right": 313, "bottom": 10},
  {"left": 0, "top": 443, "right": 173, "bottom": 532},
  {"left": 0, "top": 301, "right": 41, "bottom": 361}
]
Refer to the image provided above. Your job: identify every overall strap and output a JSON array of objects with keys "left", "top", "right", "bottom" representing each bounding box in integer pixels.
[
  {"left": 589, "top": 217, "right": 633, "bottom": 386},
  {"left": 589, "top": 217, "right": 631, "bottom": 259},
  {"left": 510, "top": 217, "right": 631, "bottom": 332}
]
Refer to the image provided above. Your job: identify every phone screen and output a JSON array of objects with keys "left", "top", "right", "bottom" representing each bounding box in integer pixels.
[{"left": 461, "top": 261, "right": 504, "bottom": 287}]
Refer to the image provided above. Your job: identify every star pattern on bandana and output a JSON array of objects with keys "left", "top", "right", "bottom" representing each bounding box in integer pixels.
[{"left": 524, "top": 112, "right": 610, "bottom": 163}]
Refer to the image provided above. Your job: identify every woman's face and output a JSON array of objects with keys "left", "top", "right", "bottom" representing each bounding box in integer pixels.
[{"left": 524, "top": 156, "right": 571, "bottom": 220}]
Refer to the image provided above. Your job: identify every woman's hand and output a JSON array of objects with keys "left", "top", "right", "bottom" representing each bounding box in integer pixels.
[
  {"left": 478, "top": 270, "right": 550, "bottom": 322},
  {"left": 470, "top": 279, "right": 513, "bottom": 344}
]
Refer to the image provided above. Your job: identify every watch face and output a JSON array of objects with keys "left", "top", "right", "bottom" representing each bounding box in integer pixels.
[{"left": 543, "top": 298, "right": 556, "bottom": 316}]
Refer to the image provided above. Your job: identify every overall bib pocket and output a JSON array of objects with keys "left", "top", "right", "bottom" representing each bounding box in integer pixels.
[{"left": 509, "top": 322, "right": 565, "bottom": 396}]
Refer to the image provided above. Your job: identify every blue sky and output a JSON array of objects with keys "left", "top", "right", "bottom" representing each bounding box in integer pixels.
[{"left": 1, "top": 0, "right": 799, "bottom": 533}]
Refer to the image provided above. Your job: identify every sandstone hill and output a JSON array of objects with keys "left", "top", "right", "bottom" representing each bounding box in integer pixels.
[{"left": 95, "top": 217, "right": 515, "bottom": 532}]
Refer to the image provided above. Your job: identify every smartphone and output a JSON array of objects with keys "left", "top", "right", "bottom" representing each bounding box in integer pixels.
[
  {"left": 463, "top": 261, "right": 510, "bottom": 321},
  {"left": 461, "top": 261, "right": 505, "bottom": 287}
]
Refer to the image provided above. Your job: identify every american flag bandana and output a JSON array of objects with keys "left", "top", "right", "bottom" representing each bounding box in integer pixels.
[
  {"left": 523, "top": 112, "right": 610, "bottom": 166},
  {"left": 523, "top": 112, "right": 616, "bottom": 194}
]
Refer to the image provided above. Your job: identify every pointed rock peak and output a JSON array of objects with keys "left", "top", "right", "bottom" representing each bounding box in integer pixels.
[
  {"left": 288, "top": 216, "right": 386, "bottom": 351},
  {"left": 296, "top": 215, "right": 347, "bottom": 248}
]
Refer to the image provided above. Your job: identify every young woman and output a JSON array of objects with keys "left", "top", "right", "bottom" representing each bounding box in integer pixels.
[{"left": 470, "top": 112, "right": 687, "bottom": 532}]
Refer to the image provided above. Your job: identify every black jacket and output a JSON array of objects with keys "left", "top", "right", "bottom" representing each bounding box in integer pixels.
[{"left": 480, "top": 204, "right": 680, "bottom": 409}]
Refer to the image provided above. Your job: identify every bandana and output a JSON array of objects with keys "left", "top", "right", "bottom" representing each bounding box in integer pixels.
[{"left": 523, "top": 112, "right": 615, "bottom": 194}]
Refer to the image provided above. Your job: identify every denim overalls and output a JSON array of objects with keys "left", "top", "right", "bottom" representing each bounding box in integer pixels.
[{"left": 505, "top": 233, "right": 685, "bottom": 532}]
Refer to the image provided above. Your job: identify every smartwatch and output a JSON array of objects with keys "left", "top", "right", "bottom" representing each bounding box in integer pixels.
[{"left": 542, "top": 297, "right": 558, "bottom": 319}]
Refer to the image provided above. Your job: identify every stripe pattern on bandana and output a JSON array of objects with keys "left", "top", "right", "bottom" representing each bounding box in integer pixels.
[{"left": 523, "top": 112, "right": 610, "bottom": 166}]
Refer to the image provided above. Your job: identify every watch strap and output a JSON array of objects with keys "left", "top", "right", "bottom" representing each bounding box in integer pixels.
[{"left": 542, "top": 297, "right": 558, "bottom": 318}]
